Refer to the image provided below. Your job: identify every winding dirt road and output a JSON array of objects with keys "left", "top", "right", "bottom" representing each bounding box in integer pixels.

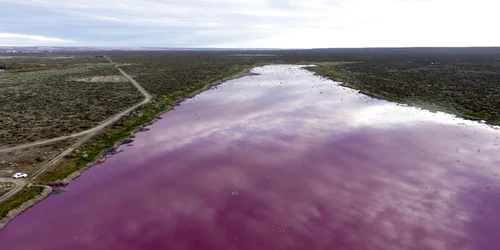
[{"left": 0, "top": 57, "right": 152, "bottom": 203}]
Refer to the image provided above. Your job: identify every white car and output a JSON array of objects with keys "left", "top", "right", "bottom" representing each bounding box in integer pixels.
[{"left": 12, "top": 173, "right": 28, "bottom": 179}]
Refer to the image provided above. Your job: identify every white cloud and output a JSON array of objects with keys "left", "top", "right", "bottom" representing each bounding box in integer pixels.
[
  {"left": 1, "top": 0, "right": 499, "bottom": 47},
  {"left": 0, "top": 33, "right": 76, "bottom": 46}
]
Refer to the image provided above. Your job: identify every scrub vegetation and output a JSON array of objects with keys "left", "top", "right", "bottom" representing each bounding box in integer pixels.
[
  {"left": 110, "top": 52, "right": 266, "bottom": 97},
  {"left": 0, "top": 139, "right": 77, "bottom": 178},
  {"left": 0, "top": 186, "right": 44, "bottom": 219},
  {"left": 37, "top": 65, "right": 247, "bottom": 183},
  {"left": 306, "top": 49, "right": 500, "bottom": 124},
  {"left": 0, "top": 60, "right": 143, "bottom": 147},
  {"left": 1, "top": 47, "right": 500, "bottom": 222}
]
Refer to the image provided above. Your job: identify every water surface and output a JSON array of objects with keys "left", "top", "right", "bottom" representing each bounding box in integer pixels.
[{"left": 1, "top": 65, "right": 499, "bottom": 250}]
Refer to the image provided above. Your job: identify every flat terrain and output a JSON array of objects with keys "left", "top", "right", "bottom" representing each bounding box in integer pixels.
[
  {"left": 0, "top": 52, "right": 251, "bottom": 221},
  {"left": 0, "top": 56, "right": 143, "bottom": 147},
  {"left": 0, "top": 182, "right": 15, "bottom": 197},
  {"left": 1, "top": 48, "right": 500, "bottom": 227},
  {"left": 2, "top": 64, "right": 499, "bottom": 250},
  {"left": 0, "top": 138, "right": 78, "bottom": 179},
  {"left": 308, "top": 58, "right": 500, "bottom": 124},
  {"left": 106, "top": 49, "right": 500, "bottom": 126},
  {"left": 110, "top": 52, "right": 258, "bottom": 97}
]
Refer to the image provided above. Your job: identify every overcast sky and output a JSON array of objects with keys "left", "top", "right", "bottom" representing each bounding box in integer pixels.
[{"left": 0, "top": 0, "right": 498, "bottom": 48}]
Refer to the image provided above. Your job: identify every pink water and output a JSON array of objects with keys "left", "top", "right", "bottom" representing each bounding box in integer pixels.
[{"left": 1, "top": 65, "right": 499, "bottom": 250}]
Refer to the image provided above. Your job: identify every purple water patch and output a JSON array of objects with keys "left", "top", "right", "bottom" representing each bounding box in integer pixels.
[{"left": 1, "top": 65, "right": 499, "bottom": 250}]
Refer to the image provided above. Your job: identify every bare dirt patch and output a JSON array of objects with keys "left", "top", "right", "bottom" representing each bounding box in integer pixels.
[
  {"left": 47, "top": 56, "right": 74, "bottom": 60},
  {"left": 71, "top": 75, "right": 128, "bottom": 83},
  {"left": 0, "top": 138, "right": 78, "bottom": 178},
  {"left": 0, "top": 183, "right": 15, "bottom": 197}
]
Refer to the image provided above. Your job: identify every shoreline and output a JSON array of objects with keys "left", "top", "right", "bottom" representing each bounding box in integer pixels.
[
  {"left": 0, "top": 66, "right": 254, "bottom": 231},
  {"left": 50, "top": 67, "right": 254, "bottom": 187},
  {"left": 2, "top": 63, "right": 499, "bottom": 231},
  {"left": 49, "top": 67, "right": 254, "bottom": 186},
  {"left": 305, "top": 65, "right": 500, "bottom": 127},
  {"left": 0, "top": 185, "right": 52, "bottom": 230}
]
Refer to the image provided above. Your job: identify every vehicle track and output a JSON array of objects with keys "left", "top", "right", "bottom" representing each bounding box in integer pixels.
[
  {"left": 0, "top": 57, "right": 151, "bottom": 203},
  {"left": 0, "top": 57, "right": 152, "bottom": 154}
]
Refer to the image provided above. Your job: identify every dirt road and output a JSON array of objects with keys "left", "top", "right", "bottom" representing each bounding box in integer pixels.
[
  {"left": 0, "top": 178, "right": 26, "bottom": 204},
  {"left": 0, "top": 57, "right": 151, "bottom": 203},
  {"left": 0, "top": 58, "right": 152, "bottom": 154}
]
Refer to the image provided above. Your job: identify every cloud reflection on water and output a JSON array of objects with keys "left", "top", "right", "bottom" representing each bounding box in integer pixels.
[{"left": 1, "top": 65, "right": 500, "bottom": 250}]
